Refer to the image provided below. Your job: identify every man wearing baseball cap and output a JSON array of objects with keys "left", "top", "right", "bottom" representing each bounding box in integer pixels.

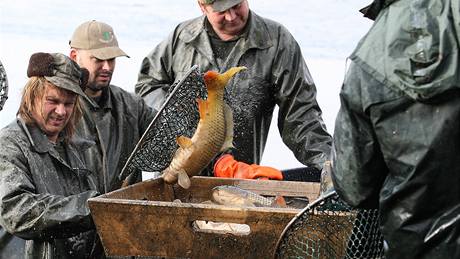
[
  {"left": 135, "top": 0, "right": 332, "bottom": 181},
  {"left": 69, "top": 20, "right": 128, "bottom": 61},
  {"left": 0, "top": 52, "right": 103, "bottom": 258},
  {"left": 69, "top": 20, "right": 156, "bottom": 194}
]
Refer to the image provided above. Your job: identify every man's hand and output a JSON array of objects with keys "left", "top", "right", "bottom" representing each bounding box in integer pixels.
[{"left": 214, "top": 154, "right": 283, "bottom": 180}]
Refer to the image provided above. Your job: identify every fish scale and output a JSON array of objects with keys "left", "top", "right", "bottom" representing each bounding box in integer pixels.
[
  {"left": 239, "top": 188, "right": 274, "bottom": 206},
  {"left": 181, "top": 90, "right": 227, "bottom": 173},
  {"left": 212, "top": 185, "right": 275, "bottom": 207},
  {"left": 162, "top": 67, "right": 246, "bottom": 189}
]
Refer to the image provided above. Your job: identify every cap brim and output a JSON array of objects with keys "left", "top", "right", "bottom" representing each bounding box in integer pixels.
[
  {"left": 212, "top": 0, "right": 243, "bottom": 12},
  {"left": 90, "top": 46, "right": 130, "bottom": 60},
  {"left": 45, "top": 76, "right": 86, "bottom": 97}
]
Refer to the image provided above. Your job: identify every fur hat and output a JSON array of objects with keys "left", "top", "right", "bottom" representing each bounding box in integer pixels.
[{"left": 27, "top": 52, "right": 88, "bottom": 96}]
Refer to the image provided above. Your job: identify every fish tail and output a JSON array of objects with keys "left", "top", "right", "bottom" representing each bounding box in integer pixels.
[
  {"left": 272, "top": 195, "right": 287, "bottom": 208},
  {"left": 162, "top": 168, "right": 191, "bottom": 189}
]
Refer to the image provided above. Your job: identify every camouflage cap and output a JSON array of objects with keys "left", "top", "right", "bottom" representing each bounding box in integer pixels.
[
  {"left": 200, "top": 0, "right": 243, "bottom": 12},
  {"left": 27, "top": 52, "right": 88, "bottom": 96},
  {"left": 69, "top": 20, "right": 129, "bottom": 60}
]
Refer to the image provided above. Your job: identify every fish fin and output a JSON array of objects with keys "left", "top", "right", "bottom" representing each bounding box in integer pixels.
[
  {"left": 178, "top": 169, "right": 191, "bottom": 189},
  {"left": 177, "top": 136, "right": 193, "bottom": 149},
  {"left": 197, "top": 98, "right": 209, "bottom": 119},
  {"left": 221, "top": 103, "right": 235, "bottom": 151},
  {"left": 272, "top": 195, "right": 287, "bottom": 208}
]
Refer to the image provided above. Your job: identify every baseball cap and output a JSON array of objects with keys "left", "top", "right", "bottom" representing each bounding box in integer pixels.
[
  {"left": 69, "top": 20, "right": 129, "bottom": 60},
  {"left": 200, "top": 0, "right": 243, "bottom": 12},
  {"left": 27, "top": 52, "right": 88, "bottom": 97}
]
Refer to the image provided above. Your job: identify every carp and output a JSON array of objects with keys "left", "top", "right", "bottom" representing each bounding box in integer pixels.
[
  {"left": 162, "top": 67, "right": 246, "bottom": 189},
  {"left": 211, "top": 185, "right": 286, "bottom": 208}
]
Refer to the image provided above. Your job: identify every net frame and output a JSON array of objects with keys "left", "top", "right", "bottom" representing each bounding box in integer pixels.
[
  {"left": 274, "top": 191, "right": 384, "bottom": 259},
  {"left": 119, "top": 65, "right": 207, "bottom": 181}
]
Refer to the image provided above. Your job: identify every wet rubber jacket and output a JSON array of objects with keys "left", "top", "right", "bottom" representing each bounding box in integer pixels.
[
  {"left": 332, "top": 0, "right": 460, "bottom": 258},
  {"left": 76, "top": 85, "right": 156, "bottom": 193},
  {"left": 135, "top": 11, "right": 331, "bottom": 170},
  {"left": 0, "top": 118, "right": 100, "bottom": 259}
]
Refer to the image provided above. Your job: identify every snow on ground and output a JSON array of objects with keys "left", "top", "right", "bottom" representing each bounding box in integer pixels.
[{"left": 0, "top": 0, "right": 373, "bottom": 169}]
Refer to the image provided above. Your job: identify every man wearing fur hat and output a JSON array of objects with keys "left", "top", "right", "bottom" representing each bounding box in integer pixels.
[
  {"left": 69, "top": 20, "right": 157, "bottom": 193},
  {"left": 0, "top": 52, "right": 104, "bottom": 258}
]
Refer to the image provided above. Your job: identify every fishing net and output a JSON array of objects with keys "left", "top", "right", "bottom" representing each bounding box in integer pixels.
[
  {"left": 119, "top": 65, "right": 207, "bottom": 180},
  {"left": 274, "top": 191, "right": 384, "bottom": 259},
  {"left": 0, "top": 60, "right": 8, "bottom": 111}
]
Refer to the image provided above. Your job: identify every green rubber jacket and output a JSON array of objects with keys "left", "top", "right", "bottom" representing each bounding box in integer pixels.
[
  {"left": 0, "top": 118, "right": 101, "bottom": 258},
  {"left": 76, "top": 85, "right": 156, "bottom": 193},
  {"left": 333, "top": 0, "right": 460, "bottom": 258}
]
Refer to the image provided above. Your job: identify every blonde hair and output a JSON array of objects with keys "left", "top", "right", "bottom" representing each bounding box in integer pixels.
[{"left": 17, "top": 77, "right": 82, "bottom": 142}]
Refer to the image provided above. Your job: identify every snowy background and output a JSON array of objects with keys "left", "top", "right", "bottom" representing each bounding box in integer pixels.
[{"left": 0, "top": 0, "right": 373, "bottom": 170}]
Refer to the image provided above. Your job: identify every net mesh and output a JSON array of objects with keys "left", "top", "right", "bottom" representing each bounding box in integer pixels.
[
  {"left": 119, "top": 65, "right": 207, "bottom": 179},
  {"left": 0, "top": 60, "right": 8, "bottom": 111},
  {"left": 274, "top": 191, "right": 384, "bottom": 259}
]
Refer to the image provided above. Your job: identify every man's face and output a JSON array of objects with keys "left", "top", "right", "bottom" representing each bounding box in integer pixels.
[
  {"left": 200, "top": 0, "right": 249, "bottom": 41},
  {"left": 32, "top": 83, "right": 77, "bottom": 142},
  {"left": 72, "top": 49, "right": 115, "bottom": 97}
]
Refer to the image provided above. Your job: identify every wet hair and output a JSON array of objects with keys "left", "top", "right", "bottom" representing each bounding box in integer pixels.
[{"left": 17, "top": 76, "right": 82, "bottom": 142}]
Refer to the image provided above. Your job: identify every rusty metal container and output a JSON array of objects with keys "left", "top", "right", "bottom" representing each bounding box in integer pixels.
[{"left": 88, "top": 176, "right": 320, "bottom": 258}]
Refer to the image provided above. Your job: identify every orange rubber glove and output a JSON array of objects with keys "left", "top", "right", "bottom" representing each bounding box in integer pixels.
[{"left": 214, "top": 154, "right": 283, "bottom": 180}]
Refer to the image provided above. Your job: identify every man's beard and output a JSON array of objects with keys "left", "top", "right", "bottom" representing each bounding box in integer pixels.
[
  {"left": 86, "top": 81, "right": 109, "bottom": 92},
  {"left": 86, "top": 71, "right": 113, "bottom": 92}
]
